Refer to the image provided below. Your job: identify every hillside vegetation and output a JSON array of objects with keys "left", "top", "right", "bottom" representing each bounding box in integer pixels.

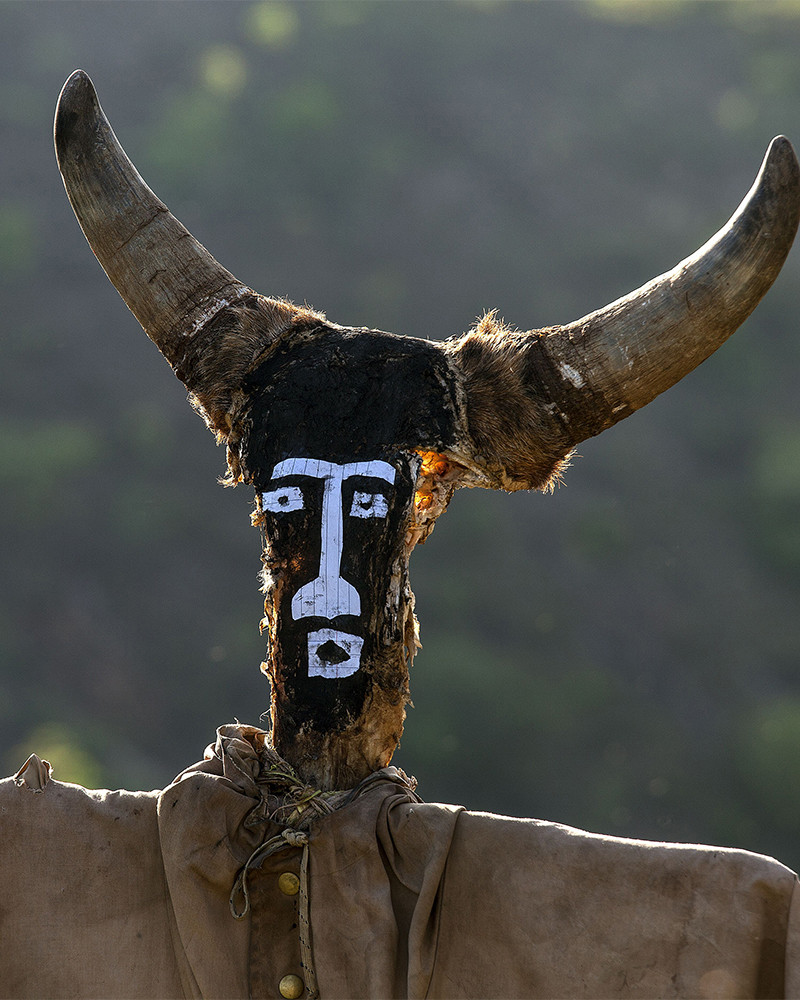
[{"left": 2, "top": 0, "right": 800, "bottom": 868}]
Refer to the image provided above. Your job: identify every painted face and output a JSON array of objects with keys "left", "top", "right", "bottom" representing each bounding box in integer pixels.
[
  {"left": 253, "top": 445, "right": 418, "bottom": 737},
  {"left": 260, "top": 456, "right": 398, "bottom": 679}
]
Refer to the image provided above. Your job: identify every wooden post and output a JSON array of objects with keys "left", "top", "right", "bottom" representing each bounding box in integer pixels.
[{"left": 237, "top": 327, "right": 466, "bottom": 789}]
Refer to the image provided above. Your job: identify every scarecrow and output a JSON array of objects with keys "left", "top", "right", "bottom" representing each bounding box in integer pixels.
[{"left": 2, "top": 71, "right": 800, "bottom": 999}]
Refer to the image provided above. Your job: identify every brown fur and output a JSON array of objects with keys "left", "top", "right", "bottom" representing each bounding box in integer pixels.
[
  {"left": 177, "top": 294, "right": 325, "bottom": 482},
  {"left": 443, "top": 313, "right": 574, "bottom": 492},
  {"left": 181, "top": 295, "right": 322, "bottom": 431}
]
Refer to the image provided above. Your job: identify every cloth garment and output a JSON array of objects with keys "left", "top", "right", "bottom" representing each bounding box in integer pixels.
[{"left": 2, "top": 724, "right": 799, "bottom": 999}]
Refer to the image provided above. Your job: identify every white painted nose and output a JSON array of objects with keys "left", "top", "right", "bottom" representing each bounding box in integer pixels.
[
  {"left": 291, "top": 575, "right": 360, "bottom": 620},
  {"left": 291, "top": 465, "right": 360, "bottom": 621}
]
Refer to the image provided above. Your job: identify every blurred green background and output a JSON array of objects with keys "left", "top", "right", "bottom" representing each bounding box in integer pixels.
[{"left": 3, "top": 0, "right": 800, "bottom": 869}]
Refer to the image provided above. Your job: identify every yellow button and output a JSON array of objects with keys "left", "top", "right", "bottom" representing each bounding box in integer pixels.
[
  {"left": 278, "top": 872, "right": 300, "bottom": 896},
  {"left": 279, "top": 973, "right": 304, "bottom": 999}
]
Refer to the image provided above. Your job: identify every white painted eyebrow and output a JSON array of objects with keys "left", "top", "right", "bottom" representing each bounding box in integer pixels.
[{"left": 270, "top": 457, "right": 396, "bottom": 485}]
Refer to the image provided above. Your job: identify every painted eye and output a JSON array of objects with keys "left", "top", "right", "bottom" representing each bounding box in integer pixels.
[
  {"left": 261, "top": 486, "right": 304, "bottom": 513},
  {"left": 350, "top": 491, "right": 389, "bottom": 519}
]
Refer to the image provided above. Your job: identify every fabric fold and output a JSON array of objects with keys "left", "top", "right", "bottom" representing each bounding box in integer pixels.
[{"left": 157, "top": 726, "right": 273, "bottom": 1000}]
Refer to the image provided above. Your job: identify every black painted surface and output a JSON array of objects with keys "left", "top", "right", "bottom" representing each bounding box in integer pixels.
[
  {"left": 240, "top": 325, "right": 457, "bottom": 742},
  {"left": 241, "top": 325, "right": 460, "bottom": 474}
]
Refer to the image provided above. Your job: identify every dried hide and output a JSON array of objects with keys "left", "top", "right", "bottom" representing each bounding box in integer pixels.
[{"left": 1, "top": 726, "right": 798, "bottom": 1000}]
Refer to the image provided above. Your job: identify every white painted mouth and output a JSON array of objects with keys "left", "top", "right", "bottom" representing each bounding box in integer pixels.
[{"left": 307, "top": 629, "right": 363, "bottom": 679}]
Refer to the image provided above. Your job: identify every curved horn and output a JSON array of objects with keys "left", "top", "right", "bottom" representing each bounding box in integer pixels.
[
  {"left": 448, "top": 137, "right": 800, "bottom": 490},
  {"left": 54, "top": 70, "right": 255, "bottom": 397}
]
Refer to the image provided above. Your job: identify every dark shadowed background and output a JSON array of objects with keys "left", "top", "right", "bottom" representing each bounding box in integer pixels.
[{"left": 3, "top": 0, "right": 800, "bottom": 868}]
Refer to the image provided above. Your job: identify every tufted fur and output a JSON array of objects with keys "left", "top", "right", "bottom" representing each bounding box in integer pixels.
[
  {"left": 184, "top": 295, "right": 324, "bottom": 438},
  {"left": 444, "top": 313, "right": 574, "bottom": 492}
]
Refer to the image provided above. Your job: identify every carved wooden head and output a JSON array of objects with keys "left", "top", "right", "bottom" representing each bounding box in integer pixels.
[{"left": 56, "top": 70, "right": 800, "bottom": 788}]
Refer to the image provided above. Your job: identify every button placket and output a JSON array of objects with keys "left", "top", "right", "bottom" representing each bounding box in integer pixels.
[{"left": 247, "top": 851, "right": 305, "bottom": 1000}]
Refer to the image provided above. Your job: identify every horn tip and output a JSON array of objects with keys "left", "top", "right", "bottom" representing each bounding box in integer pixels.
[
  {"left": 769, "top": 134, "right": 793, "bottom": 151},
  {"left": 57, "top": 70, "right": 98, "bottom": 113},
  {"left": 62, "top": 68, "right": 93, "bottom": 88},
  {"left": 54, "top": 70, "right": 101, "bottom": 163},
  {"left": 765, "top": 134, "right": 799, "bottom": 180}
]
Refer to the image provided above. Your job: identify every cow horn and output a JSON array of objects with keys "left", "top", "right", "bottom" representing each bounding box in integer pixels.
[
  {"left": 54, "top": 70, "right": 254, "bottom": 401},
  {"left": 448, "top": 137, "right": 800, "bottom": 490},
  {"left": 549, "top": 136, "right": 800, "bottom": 437}
]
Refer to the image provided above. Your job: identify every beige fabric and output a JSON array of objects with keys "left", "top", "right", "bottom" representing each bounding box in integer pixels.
[
  {"left": 13, "top": 752, "right": 52, "bottom": 791},
  {"left": 0, "top": 775, "right": 185, "bottom": 998},
  {"left": 1, "top": 724, "right": 798, "bottom": 999}
]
